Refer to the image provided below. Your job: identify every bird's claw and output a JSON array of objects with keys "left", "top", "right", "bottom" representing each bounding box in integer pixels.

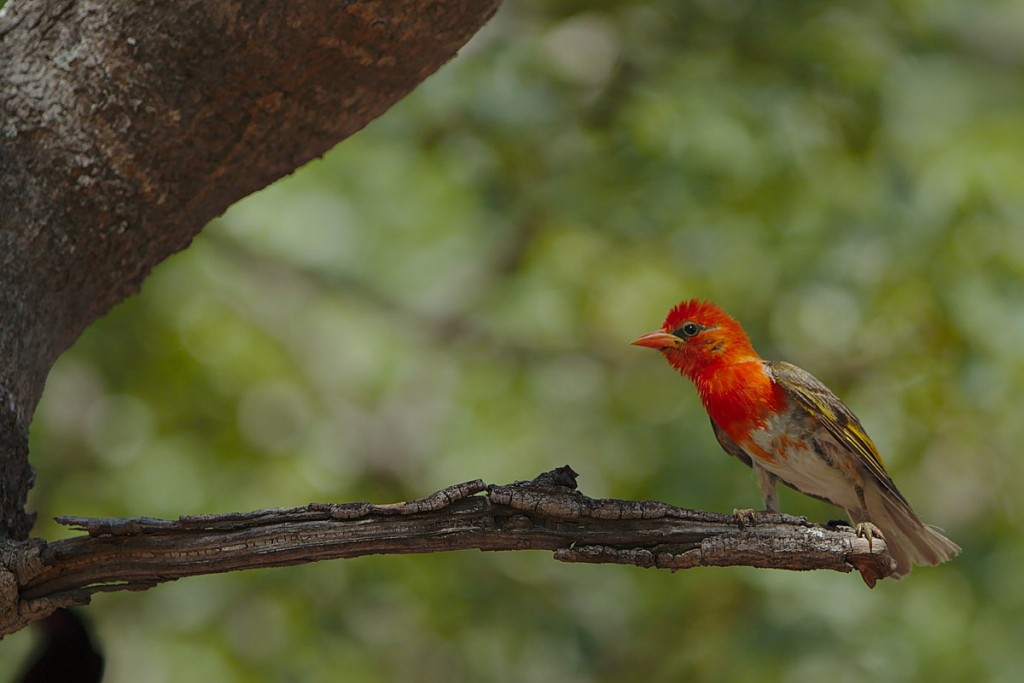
[
  {"left": 731, "top": 508, "right": 759, "bottom": 529},
  {"left": 854, "top": 522, "right": 885, "bottom": 552}
]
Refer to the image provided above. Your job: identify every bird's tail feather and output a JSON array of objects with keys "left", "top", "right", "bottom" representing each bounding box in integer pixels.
[{"left": 862, "top": 483, "right": 960, "bottom": 578}]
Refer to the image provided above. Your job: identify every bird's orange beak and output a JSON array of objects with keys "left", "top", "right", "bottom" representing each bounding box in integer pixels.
[{"left": 631, "top": 330, "right": 679, "bottom": 350}]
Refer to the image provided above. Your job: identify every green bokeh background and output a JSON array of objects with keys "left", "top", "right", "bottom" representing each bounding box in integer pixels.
[{"left": 3, "top": 0, "right": 1023, "bottom": 680}]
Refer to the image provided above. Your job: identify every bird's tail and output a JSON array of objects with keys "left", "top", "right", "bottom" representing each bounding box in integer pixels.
[{"left": 860, "top": 482, "right": 961, "bottom": 578}]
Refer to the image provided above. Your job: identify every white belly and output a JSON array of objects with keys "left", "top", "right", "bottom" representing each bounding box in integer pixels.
[{"left": 747, "top": 423, "right": 862, "bottom": 512}]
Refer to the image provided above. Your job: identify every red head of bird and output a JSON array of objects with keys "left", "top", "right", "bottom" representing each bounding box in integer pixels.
[{"left": 631, "top": 299, "right": 760, "bottom": 382}]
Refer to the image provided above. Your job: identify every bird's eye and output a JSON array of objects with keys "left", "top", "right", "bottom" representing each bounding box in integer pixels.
[{"left": 674, "top": 322, "right": 701, "bottom": 339}]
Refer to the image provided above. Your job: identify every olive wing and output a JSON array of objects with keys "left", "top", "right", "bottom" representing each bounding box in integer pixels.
[{"left": 766, "top": 360, "right": 909, "bottom": 506}]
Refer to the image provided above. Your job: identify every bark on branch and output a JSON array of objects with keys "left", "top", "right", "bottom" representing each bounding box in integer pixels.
[{"left": 1, "top": 466, "right": 896, "bottom": 636}]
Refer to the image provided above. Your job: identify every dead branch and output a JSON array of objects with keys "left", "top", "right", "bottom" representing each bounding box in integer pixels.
[{"left": 0, "top": 466, "right": 894, "bottom": 635}]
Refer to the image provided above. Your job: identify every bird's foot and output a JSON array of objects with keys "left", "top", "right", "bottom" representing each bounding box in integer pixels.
[
  {"left": 731, "top": 508, "right": 760, "bottom": 529},
  {"left": 854, "top": 522, "right": 886, "bottom": 552}
]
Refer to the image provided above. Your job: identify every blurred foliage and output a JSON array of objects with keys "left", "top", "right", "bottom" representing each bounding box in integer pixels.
[{"left": 4, "top": 0, "right": 1024, "bottom": 680}]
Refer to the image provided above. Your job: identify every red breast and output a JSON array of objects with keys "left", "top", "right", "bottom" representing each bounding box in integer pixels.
[{"left": 695, "top": 360, "right": 789, "bottom": 461}]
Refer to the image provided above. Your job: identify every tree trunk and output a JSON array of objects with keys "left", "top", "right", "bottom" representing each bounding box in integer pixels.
[{"left": 0, "top": 0, "right": 501, "bottom": 541}]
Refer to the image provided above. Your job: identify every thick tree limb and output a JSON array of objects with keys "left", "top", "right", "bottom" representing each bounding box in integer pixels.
[
  {"left": 0, "top": 466, "right": 895, "bottom": 636},
  {"left": 0, "top": 0, "right": 502, "bottom": 539}
]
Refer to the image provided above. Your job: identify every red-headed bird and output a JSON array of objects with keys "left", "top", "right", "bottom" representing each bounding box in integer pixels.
[{"left": 633, "top": 299, "right": 959, "bottom": 578}]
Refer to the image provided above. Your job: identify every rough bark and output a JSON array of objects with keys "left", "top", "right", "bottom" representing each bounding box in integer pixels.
[
  {"left": 0, "top": 0, "right": 501, "bottom": 539},
  {"left": 1, "top": 467, "right": 896, "bottom": 635}
]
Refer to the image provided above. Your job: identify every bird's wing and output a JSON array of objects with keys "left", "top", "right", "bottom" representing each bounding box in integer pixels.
[{"left": 765, "top": 360, "right": 909, "bottom": 506}]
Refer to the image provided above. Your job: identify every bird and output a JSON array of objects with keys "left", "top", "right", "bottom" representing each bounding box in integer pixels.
[{"left": 632, "top": 298, "right": 960, "bottom": 578}]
